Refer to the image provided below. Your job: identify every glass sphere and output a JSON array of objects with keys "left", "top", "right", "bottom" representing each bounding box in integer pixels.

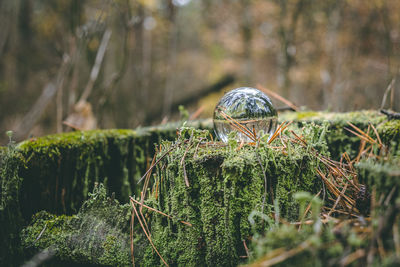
[{"left": 213, "top": 87, "right": 278, "bottom": 143}]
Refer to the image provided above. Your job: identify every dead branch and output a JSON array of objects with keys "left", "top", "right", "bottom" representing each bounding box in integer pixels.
[
  {"left": 78, "top": 29, "right": 112, "bottom": 104},
  {"left": 130, "top": 197, "right": 192, "bottom": 226},
  {"left": 380, "top": 79, "right": 395, "bottom": 110},
  {"left": 145, "top": 74, "right": 235, "bottom": 123},
  {"left": 381, "top": 109, "right": 400, "bottom": 120},
  {"left": 130, "top": 200, "right": 169, "bottom": 266},
  {"left": 257, "top": 84, "right": 299, "bottom": 111},
  {"left": 249, "top": 240, "right": 311, "bottom": 267}
]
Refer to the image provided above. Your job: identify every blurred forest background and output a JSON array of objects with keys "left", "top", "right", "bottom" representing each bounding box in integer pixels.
[{"left": 1, "top": 0, "right": 400, "bottom": 144}]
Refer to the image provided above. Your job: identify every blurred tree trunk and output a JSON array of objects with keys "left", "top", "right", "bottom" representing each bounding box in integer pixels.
[
  {"left": 378, "top": 2, "right": 395, "bottom": 77},
  {"left": 241, "top": 0, "right": 253, "bottom": 84},
  {"left": 322, "top": 3, "right": 342, "bottom": 110},
  {"left": 141, "top": 8, "right": 152, "bottom": 108},
  {"left": 276, "top": 0, "right": 305, "bottom": 98},
  {"left": 162, "top": 0, "right": 177, "bottom": 118},
  {"left": 66, "top": 0, "right": 85, "bottom": 113},
  {"left": 131, "top": 4, "right": 145, "bottom": 124},
  {"left": 97, "top": 1, "right": 132, "bottom": 128},
  {"left": 378, "top": 2, "right": 400, "bottom": 111},
  {"left": 0, "top": 0, "right": 20, "bottom": 93},
  {"left": 0, "top": 1, "right": 16, "bottom": 58}
]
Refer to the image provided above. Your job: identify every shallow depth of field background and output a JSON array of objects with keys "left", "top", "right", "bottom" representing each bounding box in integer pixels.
[{"left": 0, "top": 0, "right": 399, "bottom": 144}]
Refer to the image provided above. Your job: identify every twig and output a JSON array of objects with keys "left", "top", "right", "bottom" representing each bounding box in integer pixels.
[
  {"left": 257, "top": 84, "right": 299, "bottom": 111},
  {"left": 130, "top": 206, "right": 135, "bottom": 267},
  {"left": 28, "top": 224, "right": 47, "bottom": 248},
  {"left": 138, "top": 192, "right": 151, "bottom": 236},
  {"left": 56, "top": 81, "right": 64, "bottom": 133},
  {"left": 345, "top": 122, "right": 376, "bottom": 144},
  {"left": 141, "top": 154, "right": 157, "bottom": 210},
  {"left": 189, "top": 106, "right": 205, "bottom": 120},
  {"left": 130, "top": 200, "right": 169, "bottom": 266},
  {"left": 269, "top": 121, "right": 292, "bottom": 144},
  {"left": 298, "top": 190, "right": 321, "bottom": 230},
  {"left": 138, "top": 143, "right": 178, "bottom": 184},
  {"left": 130, "top": 197, "right": 192, "bottom": 226},
  {"left": 249, "top": 240, "right": 311, "bottom": 267},
  {"left": 381, "top": 109, "right": 400, "bottom": 120},
  {"left": 317, "top": 169, "right": 354, "bottom": 207},
  {"left": 78, "top": 29, "right": 112, "bottom": 104},
  {"left": 327, "top": 183, "right": 348, "bottom": 217},
  {"left": 355, "top": 139, "right": 367, "bottom": 163},
  {"left": 218, "top": 108, "right": 257, "bottom": 141},
  {"left": 256, "top": 150, "right": 271, "bottom": 214},
  {"left": 369, "top": 123, "right": 382, "bottom": 147},
  {"left": 180, "top": 134, "right": 194, "bottom": 187},
  {"left": 380, "top": 79, "right": 395, "bottom": 110},
  {"left": 340, "top": 249, "right": 365, "bottom": 266},
  {"left": 243, "top": 240, "right": 249, "bottom": 258}
]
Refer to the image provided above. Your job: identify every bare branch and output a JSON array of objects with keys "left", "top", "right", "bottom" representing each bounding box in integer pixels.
[
  {"left": 380, "top": 79, "right": 395, "bottom": 110},
  {"left": 78, "top": 29, "right": 112, "bottom": 104}
]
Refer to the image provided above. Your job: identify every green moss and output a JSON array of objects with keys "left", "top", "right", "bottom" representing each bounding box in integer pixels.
[
  {"left": 280, "top": 110, "right": 386, "bottom": 125},
  {"left": 281, "top": 110, "right": 397, "bottom": 159},
  {"left": 248, "top": 213, "right": 367, "bottom": 267},
  {"left": 2, "top": 112, "right": 400, "bottom": 266},
  {"left": 377, "top": 119, "right": 400, "bottom": 152},
  {"left": 21, "top": 184, "right": 133, "bottom": 266},
  {"left": 0, "top": 126, "right": 185, "bottom": 266},
  {"left": 0, "top": 142, "right": 24, "bottom": 265},
  {"left": 137, "top": 124, "right": 327, "bottom": 266},
  {"left": 286, "top": 110, "right": 320, "bottom": 120},
  {"left": 357, "top": 157, "right": 400, "bottom": 197}
]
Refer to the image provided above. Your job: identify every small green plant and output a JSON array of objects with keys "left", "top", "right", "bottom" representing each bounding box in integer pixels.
[
  {"left": 6, "top": 130, "right": 15, "bottom": 149},
  {"left": 179, "top": 105, "right": 189, "bottom": 122}
]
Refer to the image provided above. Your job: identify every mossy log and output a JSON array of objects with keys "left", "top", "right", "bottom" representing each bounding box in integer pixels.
[
  {"left": 21, "top": 124, "right": 327, "bottom": 266},
  {"left": 1, "top": 121, "right": 209, "bottom": 266},
  {"left": 1, "top": 111, "right": 400, "bottom": 266},
  {"left": 281, "top": 110, "right": 400, "bottom": 159}
]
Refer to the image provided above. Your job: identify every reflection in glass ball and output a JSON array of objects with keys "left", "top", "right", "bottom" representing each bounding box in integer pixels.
[{"left": 213, "top": 87, "right": 278, "bottom": 143}]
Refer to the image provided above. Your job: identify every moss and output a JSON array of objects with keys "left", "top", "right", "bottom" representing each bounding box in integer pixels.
[
  {"left": 280, "top": 110, "right": 386, "bottom": 125},
  {"left": 356, "top": 157, "right": 400, "bottom": 198},
  {"left": 2, "top": 112, "right": 400, "bottom": 266},
  {"left": 280, "top": 110, "right": 397, "bottom": 159},
  {"left": 377, "top": 119, "right": 400, "bottom": 152},
  {"left": 247, "top": 114, "right": 400, "bottom": 267},
  {"left": 13, "top": 126, "right": 206, "bottom": 218},
  {"left": 0, "top": 126, "right": 185, "bottom": 266},
  {"left": 138, "top": 124, "right": 327, "bottom": 266},
  {"left": 21, "top": 184, "right": 133, "bottom": 266},
  {"left": 248, "top": 215, "right": 368, "bottom": 267},
  {"left": 0, "top": 142, "right": 24, "bottom": 265}
]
